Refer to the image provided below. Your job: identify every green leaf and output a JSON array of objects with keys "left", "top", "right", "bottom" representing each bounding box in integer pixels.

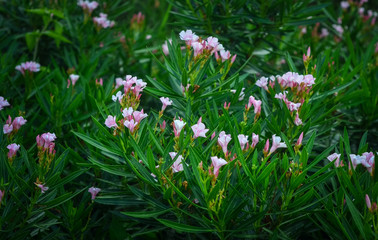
[
  {"left": 157, "top": 219, "right": 213, "bottom": 233},
  {"left": 122, "top": 209, "right": 170, "bottom": 218}
]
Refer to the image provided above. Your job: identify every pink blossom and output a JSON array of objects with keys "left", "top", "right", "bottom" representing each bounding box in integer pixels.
[
  {"left": 252, "top": 133, "right": 259, "bottom": 148},
  {"left": 15, "top": 61, "right": 40, "bottom": 75},
  {"left": 112, "top": 91, "right": 124, "bottom": 102},
  {"left": 340, "top": 1, "right": 349, "bottom": 9},
  {"left": 93, "top": 13, "right": 115, "bottom": 29},
  {"left": 115, "top": 77, "right": 126, "bottom": 89},
  {"left": 133, "top": 79, "right": 147, "bottom": 96},
  {"left": 179, "top": 29, "right": 199, "bottom": 45},
  {"left": 256, "top": 77, "right": 269, "bottom": 91},
  {"left": 124, "top": 119, "right": 138, "bottom": 133},
  {"left": 269, "top": 134, "right": 287, "bottom": 155},
  {"left": 96, "top": 78, "right": 103, "bottom": 86},
  {"left": 220, "top": 50, "right": 231, "bottom": 62},
  {"left": 247, "top": 96, "right": 262, "bottom": 115},
  {"left": 361, "top": 152, "right": 375, "bottom": 175},
  {"left": 294, "top": 113, "right": 303, "bottom": 126},
  {"left": 275, "top": 92, "right": 287, "bottom": 101},
  {"left": 173, "top": 119, "right": 186, "bottom": 138},
  {"left": 88, "top": 187, "right": 101, "bottom": 200},
  {"left": 223, "top": 102, "right": 231, "bottom": 110},
  {"left": 327, "top": 153, "right": 343, "bottom": 167},
  {"left": 78, "top": 1, "right": 99, "bottom": 14},
  {"left": 206, "top": 36, "right": 219, "bottom": 50},
  {"left": 35, "top": 183, "right": 49, "bottom": 194},
  {"left": 191, "top": 117, "right": 209, "bottom": 139},
  {"left": 320, "top": 28, "right": 329, "bottom": 38},
  {"left": 12, "top": 116, "right": 27, "bottom": 130},
  {"left": 105, "top": 115, "right": 118, "bottom": 128},
  {"left": 133, "top": 110, "right": 148, "bottom": 122},
  {"left": 169, "top": 152, "right": 184, "bottom": 173},
  {"left": 350, "top": 154, "right": 363, "bottom": 169},
  {"left": 286, "top": 101, "right": 301, "bottom": 112},
  {"left": 162, "top": 39, "right": 172, "bottom": 55},
  {"left": 0, "top": 96, "right": 10, "bottom": 111},
  {"left": 332, "top": 24, "right": 344, "bottom": 35},
  {"left": 68, "top": 74, "right": 79, "bottom": 86},
  {"left": 366, "top": 194, "right": 372, "bottom": 210},
  {"left": 7, "top": 143, "right": 20, "bottom": 159},
  {"left": 218, "top": 131, "right": 231, "bottom": 155},
  {"left": 122, "top": 107, "right": 134, "bottom": 120},
  {"left": 191, "top": 41, "right": 204, "bottom": 57},
  {"left": 3, "top": 123, "right": 13, "bottom": 134},
  {"left": 160, "top": 97, "right": 173, "bottom": 111},
  {"left": 238, "top": 134, "right": 249, "bottom": 150},
  {"left": 211, "top": 156, "right": 228, "bottom": 178}
]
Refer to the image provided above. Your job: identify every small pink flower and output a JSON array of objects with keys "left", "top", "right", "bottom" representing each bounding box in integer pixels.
[
  {"left": 206, "top": 36, "right": 219, "bottom": 50},
  {"left": 15, "top": 61, "right": 40, "bottom": 75},
  {"left": 223, "top": 102, "right": 231, "bottom": 110},
  {"left": 112, "top": 91, "right": 124, "bottom": 102},
  {"left": 173, "top": 119, "right": 186, "bottom": 138},
  {"left": 115, "top": 78, "right": 126, "bottom": 89},
  {"left": 0, "top": 96, "right": 10, "bottom": 111},
  {"left": 122, "top": 107, "right": 134, "bottom": 120},
  {"left": 124, "top": 119, "right": 138, "bottom": 133},
  {"left": 93, "top": 13, "right": 115, "bottom": 29},
  {"left": 96, "top": 78, "right": 103, "bottom": 86},
  {"left": 256, "top": 77, "right": 269, "bottom": 91},
  {"left": 69, "top": 74, "right": 79, "bottom": 86},
  {"left": 179, "top": 29, "right": 199, "bottom": 45},
  {"left": 12, "top": 116, "right": 27, "bottom": 130},
  {"left": 252, "top": 133, "right": 259, "bottom": 148},
  {"left": 218, "top": 131, "right": 231, "bottom": 155},
  {"left": 269, "top": 134, "right": 287, "bottom": 155},
  {"left": 327, "top": 153, "right": 343, "bottom": 167},
  {"left": 211, "top": 156, "right": 228, "bottom": 178},
  {"left": 294, "top": 113, "right": 303, "bottom": 126},
  {"left": 7, "top": 143, "right": 20, "bottom": 160},
  {"left": 247, "top": 96, "right": 262, "bottom": 115},
  {"left": 350, "top": 154, "right": 363, "bottom": 170},
  {"left": 191, "top": 117, "right": 209, "bottom": 139},
  {"left": 160, "top": 120, "right": 166, "bottom": 132},
  {"left": 366, "top": 194, "right": 372, "bottom": 210},
  {"left": 220, "top": 50, "right": 231, "bottom": 62},
  {"left": 160, "top": 97, "right": 173, "bottom": 111},
  {"left": 88, "top": 187, "right": 101, "bottom": 200},
  {"left": 169, "top": 152, "right": 184, "bottom": 173},
  {"left": 133, "top": 110, "right": 148, "bottom": 123},
  {"left": 35, "top": 183, "right": 49, "bottom": 194},
  {"left": 105, "top": 115, "right": 118, "bottom": 128},
  {"left": 237, "top": 134, "right": 249, "bottom": 150},
  {"left": 78, "top": 1, "right": 99, "bottom": 14},
  {"left": 320, "top": 28, "right": 329, "bottom": 38},
  {"left": 340, "top": 1, "right": 349, "bottom": 9},
  {"left": 191, "top": 41, "right": 204, "bottom": 57},
  {"left": 3, "top": 123, "right": 13, "bottom": 134},
  {"left": 133, "top": 79, "right": 147, "bottom": 96},
  {"left": 162, "top": 39, "right": 172, "bottom": 55},
  {"left": 361, "top": 152, "right": 375, "bottom": 175}
]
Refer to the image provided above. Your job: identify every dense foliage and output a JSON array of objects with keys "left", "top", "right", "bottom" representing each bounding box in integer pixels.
[{"left": 1, "top": 0, "right": 377, "bottom": 239}]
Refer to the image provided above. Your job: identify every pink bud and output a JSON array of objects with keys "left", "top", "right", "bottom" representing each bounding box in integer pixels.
[
  {"left": 231, "top": 54, "right": 237, "bottom": 64},
  {"left": 307, "top": 47, "right": 311, "bottom": 57},
  {"left": 366, "top": 194, "right": 372, "bottom": 210},
  {"left": 263, "top": 139, "right": 270, "bottom": 155},
  {"left": 296, "top": 132, "right": 304, "bottom": 147},
  {"left": 211, "top": 132, "right": 216, "bottom": 140},
  {"left": 160, "top": 120, "right": 166, "bottom": 131}
]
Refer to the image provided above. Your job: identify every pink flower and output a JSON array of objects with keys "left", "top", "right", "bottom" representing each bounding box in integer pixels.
[
  {"left": 350, "top": 154, "right": 363, "bottom": 170},
  {"left": 218, "top": 131, "right": 231, "bottom": 155},
  {"left": 252, "top": 133, "right": 259, "bottom": 148},
  {"left": 340, "top": 1, "right": 349, "bottom": 9},
  {"left": 269, "top": 134, "right": 287, "bottom": 155},
  {"left": 15, "top": 61, "right": 40, "bottom": 75},
  {"left": 3, "top": 123, "right": 13, "bottom": 134},
  {"left": 160, "top": 120, "right": 166, "bottom": 132},
  {"left": 88, "top": 187, "right": 101, "bottom": 200},
  {"left": 320, "top": 28, "right": 329, "bottom": 38},
  {"left": 220, "top": 50, "right": 231, "bottom": 62},
  {"left": 206, "top": 36, "right": 219, "bottom": 50},
  {"left": 69, "top": 74, "right": 79, "bottom": 86},
  {"left": 12, "top": 116, "right": 27, "bottom": 130},
  {"left": 179, "top": 29, "right": 199, "bottom": 45},
  {"left": 35, "top": 183, "right": 49, "bottom": 194},
  {"left": 303, "top": 47, "right": 311, "bottom": 62},
  {"left": 105, "top": 115, "right": 118, "bottom": 128},
  {"left": 162, "top": 39, "right": 172, "bottom": 55},
  {"left": 0, "top": 96, "right": 10, "bottom": 111},
  {"left": 160, "top": 97, "right": 173, "bottom": 111},
  {"left": 7, "top": 143, "right": 20, "bottom": 159},
  {"left": 294, "top": 113, "right": 303, "bottom": 126},
  {"left": 366, "top": 194, "right": 372, "bottom": 210},
  {"left": 36, "top": 132, "right": 57, "bottom": 149},
  {"left": 78, "top": 1, "right": 99, "bottom": 14},
  {"left": 332, "top": 24, "right": 344, "bottom": 35},
  {"left": 256, "top": 77, "right": 269, "bottom": 91},
  {"left": 247, "top": 96, "right": 262, "bottom": 115},
  {"left": 115, "top": 77, "right": 126, "bottom": 89},
  {"left": 327, "top": 153, "right": 343, "bottom": 167},
  {"left": 361, "top": 152, "right": 375, "bottom": 175},
  {"left": 191, "top": 41, "right": 204, "bottom": 57},
  {"left": 93, "top": 13, "right": 115, "bottom": 29},
  {"left": 286, "top": 101, "right": 301, "bottom": 112},
  {"left": 191, "top": 117, "right": 209, "bottom": 139},
  {"left": 211, "top": 156, "right": 228, "bottom": 178},
  {"left": 237, "top": 134, "right": 249, "bottom": 150},
  {"left": 122, "top": 107, "right": 134, "bottom": 120},
  {"left": 133, "top": 79, "right": 147, "bottom": 96},
  {"left": 96, "top": 78, "right": 103, "bottom": 86},
  {"left": 112, "top": 91, "right": 124, "bottom": 102},
  {"left": 133, "top": 110, "right": 148, "bottom": 122},
  {"left": 124, "top": 119, "right": 138, "bottom": 133},
  {"left": 173, "top": 119, "right": 186, "bottom": 138},
  {"left": 169, "top": 152, "right": 184, "bottom": 173}
]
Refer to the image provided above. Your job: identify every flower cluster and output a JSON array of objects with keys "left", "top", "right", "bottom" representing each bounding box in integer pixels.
[
  {"left": 15, "top": 61, "right": 40, "bottom": 75},
  {"left": 36, "top": 132, "right": 57, "bottom": 174},
  {"left": 77, "top": 0, "right": 98, "bottom": 15},
  {"left": 93, "top": 13, "right": 115, "bottom": 30},
  {"left": 3, "top": 115, "right": 27, "bottom": 135},
  {"left": 179, "top": 29, "right": 236, "bottom": 63},
  {"left": 0, "top": 96, "right": 10, "bottom": 111},
  {"left": 113, "top": 75, "right": 147, "bottom": 109},
  {"left": 130, "top": 12, "right": 145, "bottom": 30},
  {"left": 350, "top": 152, "right": 375, "bottom": 175}
]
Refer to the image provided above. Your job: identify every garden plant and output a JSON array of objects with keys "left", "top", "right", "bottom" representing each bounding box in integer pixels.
[{"left": 0, "top": 0, "right": 377, "bottom": 239}]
